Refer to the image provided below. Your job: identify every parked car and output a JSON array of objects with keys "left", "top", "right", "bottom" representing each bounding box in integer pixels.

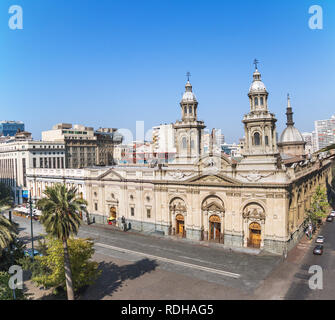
[
  {"left": 330, "top": 211, "right": 335, "bottom": 217},
  {"left": 315, "top": 236, "right": 325, "bottom": 244},
  {"left": 326, "top": 216, "right": 333, "bottom": 222},
  {"left": 24, "top": 249, "right": 43, "bottom": 258},
  {"left": 313, "top": 245, "right": 323, "bottom": 255}
]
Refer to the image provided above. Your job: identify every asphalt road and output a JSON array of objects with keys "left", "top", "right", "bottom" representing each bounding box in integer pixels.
[
  {"left": 5, "top": 213, "right": 282, "bottom": 295},
  {"left": 285, "top": 218, "right": 335, "bottom": 300}
]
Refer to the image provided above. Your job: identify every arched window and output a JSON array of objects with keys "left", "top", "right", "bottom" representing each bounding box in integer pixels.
[
  {"left": 260, "top": 97, "right": 264, "bottom": 106},
  {"left": 254, "top": 97, "right": 258, "bottom": 106},
  {"left": 254, "top": 132, "right": 261, "bottom": 146},
  {"left": 190, "top": 139, "right": 194, "bottom": 149},
  {"left": 189, "top": 106, "right": 192, "bottom": 114},
  {"left": 184, "top": 106, "right": 187, "bottom": 114},
  {"left": 182, "top": 137, "right": 187, "bottom": 149},
  {"left": 265, "top": 136, "right": 269, "bottom": 145}
]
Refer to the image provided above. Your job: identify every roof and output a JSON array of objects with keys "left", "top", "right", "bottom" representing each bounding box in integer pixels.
[{"left": 280, "top": 126, "right": 304, "bottom": 143}]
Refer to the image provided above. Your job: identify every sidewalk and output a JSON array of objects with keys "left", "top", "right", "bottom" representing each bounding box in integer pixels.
[{"left": 83, "top": 222, "right": 263, "bottom": 256}]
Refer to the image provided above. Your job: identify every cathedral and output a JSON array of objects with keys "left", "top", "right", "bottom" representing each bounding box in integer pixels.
[{"left": 27, "top": 64, "right": 333, "bottom": 255}]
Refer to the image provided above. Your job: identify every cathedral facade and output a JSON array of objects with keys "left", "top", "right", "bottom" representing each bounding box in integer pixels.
[{"left": 27, "top": 66, "right": 333, "bottom": 255}]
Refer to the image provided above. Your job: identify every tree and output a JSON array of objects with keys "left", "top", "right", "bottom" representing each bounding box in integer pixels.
[
  {"left": 36, "top": 184, "right": 88, "bottom": 300},
  {"left": 0, "top": 183, "right": 14, "bottom": 211},
  {"left": 0, "top": 271, "right": 27, "bottom": 300},
  {"left": 28, "top": 236, "right": 100, "bottom": 294},
  {"left": 0, "top": 215, "right": 18, "bottom": 251},
  {"left": 306, "top": 186, "right": 329, "bottom": 225}
]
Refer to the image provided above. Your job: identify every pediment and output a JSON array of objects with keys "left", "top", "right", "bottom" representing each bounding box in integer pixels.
[
  {"left": 196, "top": 153, "right": 232, "bottom": 170},
  {"left": 97, "top": 168, "right": 124, "bottom": 181},
  {"left": 186, "top": 174, "right": 240, "bottom": 185}
]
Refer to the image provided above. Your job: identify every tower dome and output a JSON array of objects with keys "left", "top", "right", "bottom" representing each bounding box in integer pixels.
[
  {"left": 181, "top": 80, "right": 197, "bottom": 103},
  {"left": 278, "top": 94, "right": 305, "bottom": 157},
  {"left": 279, "top": 94, "right": 304, "bottom": 143},
  {"left": 249, "top": 69, "right": 267, "bottom": 94}
]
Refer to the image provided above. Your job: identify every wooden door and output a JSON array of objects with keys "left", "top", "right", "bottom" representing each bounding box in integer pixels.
[
  {"left": 249, "top": 222, "right": 261, "bottom": 248},
  {"left": 176, "top": 214, "right": 184, "bottom": 236}
]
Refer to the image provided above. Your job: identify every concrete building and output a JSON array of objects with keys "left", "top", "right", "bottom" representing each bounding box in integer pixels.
[
  {"left": 27, "top": 66, "right": 333, "bottom": 255},
  {"left": 0, "top": 131, "right": 65, "bottom": 204},
  {"left": 301, "top": 132, "right": 314, "bottom": 154},
  {"left": 42, "top": 124, "right": 121, "bottom": 168},
  {"left": 152, "top": 124, "right": 176, "bottom": 163},
  {"left": 0, "top": 121, "right": 25, "bottom": 137},
  {"left": 314, "top": 115, "right": 335, "bottom": 151}
]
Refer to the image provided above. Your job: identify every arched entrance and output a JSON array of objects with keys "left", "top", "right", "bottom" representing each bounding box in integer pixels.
[
  {"left": 169, "top": 198, "right": 187, "bottom": 237},
  {"left": 243, "top": 202, "right": 265, "bottom": 249},
  {"left": 248, "top": 222, "right": 261, "bottom": 248},
  {"left": 108, "top": 206, "right": 117, "bottom": 225},
  {"left": 175, "top": 214, "right": 185, "bottom": 237},
  {"left": 201, "top": 196, "right": 225, "bottom": 243},
  {"left": 209, "top": 215, "right": 221, "bottom": 242}
]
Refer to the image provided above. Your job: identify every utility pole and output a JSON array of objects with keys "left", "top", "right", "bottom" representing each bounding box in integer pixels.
[{"left": 29, "top": 192, "right": 34, "bottom": 262}]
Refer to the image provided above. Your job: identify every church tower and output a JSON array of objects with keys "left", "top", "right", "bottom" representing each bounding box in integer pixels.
[
  {"left": 242, "top": 61, "right": 279, "bottom": 157},
  {"left": 174, "top": 74, "right": 206, "bottom": 164},
  {"left": 278, "top": 94, "right": 306, "bottom": 157}
]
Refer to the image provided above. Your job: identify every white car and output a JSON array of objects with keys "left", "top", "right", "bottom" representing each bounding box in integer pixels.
[
  {"left": 330, "top": 211, "right": 335, "bottom": 217},
  {"left": 315, "top": 236, "right": 325, "bottom": 244}
]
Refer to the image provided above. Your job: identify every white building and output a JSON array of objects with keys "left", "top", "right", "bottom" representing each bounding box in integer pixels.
[
  {"left": 314, "top": 115, "right": 335, "bottom": 151},
  {"left": 0, "top": 132, "right": 65, "bottom": 204}
]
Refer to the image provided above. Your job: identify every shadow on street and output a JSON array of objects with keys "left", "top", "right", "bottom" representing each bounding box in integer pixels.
[{"left": 79, "top": 258, "right": 159, "bottom": 300}]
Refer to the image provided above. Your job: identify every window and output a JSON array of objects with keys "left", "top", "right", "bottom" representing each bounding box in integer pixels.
[
  {"left": 182, "top": 137, "right": 187, "bottom": 149},
  {"left": 189, "top": 106, "right": 192, "bottom": 114},
  {"left": 254, "top": 132, "right": 261, "bottom": 146},
  {"left": 33, "top": 158, "right": 36, "bottom": 168},
  {"left": 147, "top": 208, "right": 151, "bottom": 218},
  {"left": 131, "top": 207, "right": 135, "bottom": 216},
  {"left": 260, "top": 97, "right": 264, "bottom": 105},
  {"left": 184, "top": 106, "right": 187, "bottom": 114},
  {"left": 254, "top": 97, "right": 258, "bottom": 106},
  {"left": 265, "top": 136, "right": 269, "bottom": 145},
  {"left": 191, "top": 139, "right": 194, "bottom": 149},
  {"left": 94, "top": 203, "right": 98, "bottom": 211}
]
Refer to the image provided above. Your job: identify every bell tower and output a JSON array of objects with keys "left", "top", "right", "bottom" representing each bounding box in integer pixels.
[
  {"left": 174, "top": 73, "right": 206, "bottom": 164},
  {"left": 242, "top": 60, "right": 279, "bottom": 157}
]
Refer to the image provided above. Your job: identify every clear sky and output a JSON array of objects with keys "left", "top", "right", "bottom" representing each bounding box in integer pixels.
[{"left": 0, "top": 0, "right": 334, "bottom": 143}]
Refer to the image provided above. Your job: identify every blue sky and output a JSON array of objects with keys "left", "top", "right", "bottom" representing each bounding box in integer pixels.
[{"left": 0, "top": 0, "right": 334, "bottom": 143}]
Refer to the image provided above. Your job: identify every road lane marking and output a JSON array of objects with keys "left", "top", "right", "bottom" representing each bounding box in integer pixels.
[{"left": 95, "top": 242, "right": 241, "bottom": 279}]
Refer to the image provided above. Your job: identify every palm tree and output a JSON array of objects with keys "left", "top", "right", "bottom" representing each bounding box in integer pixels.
[
  {"left": 0, "top": 215, "right": 17, "bottom": 250},
  {"left": 36, "top": 183, "right": 88, "bottom": 300}
]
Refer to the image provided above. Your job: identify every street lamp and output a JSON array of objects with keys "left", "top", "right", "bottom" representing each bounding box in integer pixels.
[{"left": 29, "top": 192, "right": 35, "bottom": 261}]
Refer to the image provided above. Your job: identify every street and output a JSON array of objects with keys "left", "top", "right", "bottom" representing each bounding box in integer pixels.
[
  {"left": 6, "top": 212, "right": 335, "bottom": 300},
  {"left": 285, "top": 219, "right": 335, "bottom": 299}
]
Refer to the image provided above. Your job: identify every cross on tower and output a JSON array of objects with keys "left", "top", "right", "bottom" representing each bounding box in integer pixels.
[
  {"left": 253, "top": 59, "right": 259, "bottom": 70},
  {"left": 186, "top": 72, "right": 191, "bottom": 81}
]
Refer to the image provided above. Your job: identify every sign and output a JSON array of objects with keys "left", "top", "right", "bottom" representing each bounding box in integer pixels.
[{"left": 22, "top": 190, "right": 29, "bottom": 199}]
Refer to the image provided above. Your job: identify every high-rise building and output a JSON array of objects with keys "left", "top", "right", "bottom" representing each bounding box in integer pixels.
[
  {"left": 0, "top": 121, "right": 25, "bottom": 137},
  {"left": 314, "top": 115, "right": 335, "bottom": 150}
]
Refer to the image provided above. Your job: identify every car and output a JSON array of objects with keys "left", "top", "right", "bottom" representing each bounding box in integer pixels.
[
  {"left": 315, "top": 236, "right": 325, "bottom": 244},
  {"left": 330, "top": 211, "right": 335, "bottom": 217},
  {"left": 313, "top": 245, "right": 323, "bottom": 255},
  {"left": 24, "top": 249, "right": 43, "bottom": 258},
  {"left": 326, "top": 216, "right": 333, "bottom": 222}
]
